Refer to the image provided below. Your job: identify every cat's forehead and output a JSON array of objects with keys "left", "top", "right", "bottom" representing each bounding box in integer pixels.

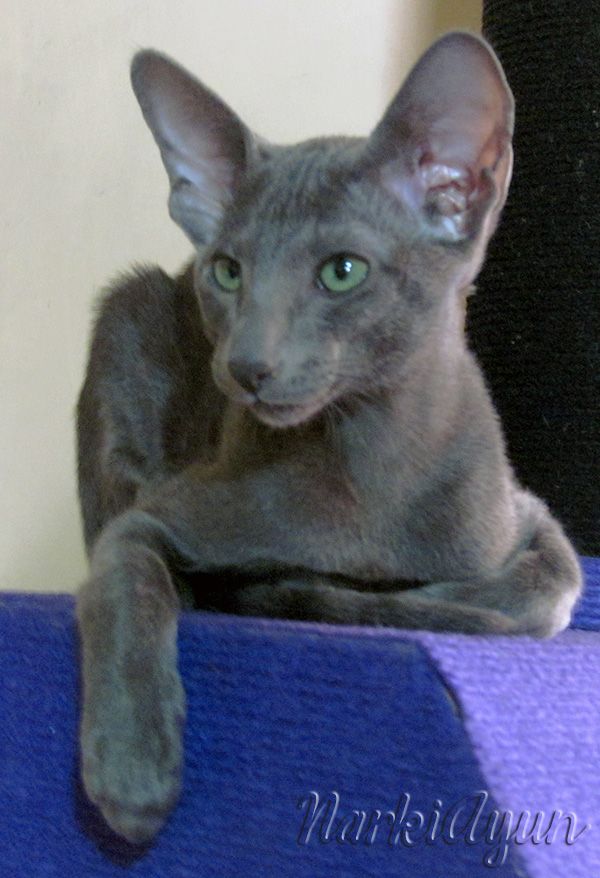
[
  {"left": 231, "top": 139, "right": 360, "bottom": 223},
  {"left": 217, "top": 137, "right": 414, "bottom": 254}
]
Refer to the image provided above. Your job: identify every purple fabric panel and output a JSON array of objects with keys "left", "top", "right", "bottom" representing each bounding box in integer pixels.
[{"left": 414, "top": 629, "right": 600, "bottom": 878}]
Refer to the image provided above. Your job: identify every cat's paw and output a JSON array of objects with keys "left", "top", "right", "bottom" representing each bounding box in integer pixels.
[{"left": 81, "top": 677, "right": 185, "bottom": 844}]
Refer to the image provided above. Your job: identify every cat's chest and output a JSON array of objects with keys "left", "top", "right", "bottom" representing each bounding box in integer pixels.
[
  {"left": 339, "top": 422, "right": 426, "bottom": 516},
  {"left": 322, "top": 430, "right": 487, "bottom": 581}
]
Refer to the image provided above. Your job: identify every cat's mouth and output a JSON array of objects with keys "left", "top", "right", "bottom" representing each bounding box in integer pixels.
[
  {"left": 250, "top": 392, "right": 334, "bottom": 428},
  {"left": 214, "top": 363, "right": 338, "bottom": 428}
]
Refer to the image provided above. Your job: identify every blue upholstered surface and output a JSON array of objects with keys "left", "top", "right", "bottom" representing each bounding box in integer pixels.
[
  {"left": 0, "top": 557, "right": 598, "bottom": 877},
  {"left": 572, "top": 556, "right": 600, "bottom": 630}
]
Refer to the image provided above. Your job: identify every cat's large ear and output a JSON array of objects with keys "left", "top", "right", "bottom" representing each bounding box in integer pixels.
[
  {"left": 131, "top": 50, "right": 257, "bottom": 244},
  {"left": 367, "top": 32, "right": 514, "bottom": 246}
]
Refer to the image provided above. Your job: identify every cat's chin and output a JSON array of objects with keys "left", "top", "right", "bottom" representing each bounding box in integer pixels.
[{"left": 249, "top": 398, "right": 328, "bottom": 429}]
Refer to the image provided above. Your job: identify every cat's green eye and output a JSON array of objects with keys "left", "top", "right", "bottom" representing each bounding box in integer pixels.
[
  {"left": 212, "top": 256, "right": 242, "bottom": 292},
  {"left": 318, "top": 254, "right": 369, "bottom": 293}
]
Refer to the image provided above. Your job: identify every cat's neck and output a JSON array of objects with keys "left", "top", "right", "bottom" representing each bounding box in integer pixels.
[
  {"left": 339, "top": 296, "right": 465, "bottom": 448},
  {"left": 334, "top": 343, "right": 464, "bottom": 483}
]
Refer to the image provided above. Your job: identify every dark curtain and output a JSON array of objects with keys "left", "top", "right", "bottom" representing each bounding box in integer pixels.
[{"left": 467, "top": 0, "right": 600, "bottom": 553}]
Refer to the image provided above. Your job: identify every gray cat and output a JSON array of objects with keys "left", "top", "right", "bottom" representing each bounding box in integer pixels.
[{"left": 76, "top": 32, "right": 582, "bottom": 843}]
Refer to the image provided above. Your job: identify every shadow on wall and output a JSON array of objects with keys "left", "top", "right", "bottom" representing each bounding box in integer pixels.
[
  {"left": 386, "top": 1, "right": 482, "bottom": 90},
  {"left": 429, "top": 0, "right": 482, "bottom": 35},
  {"left": 8, "top": 503, "right": 87, "bottom": 594}
]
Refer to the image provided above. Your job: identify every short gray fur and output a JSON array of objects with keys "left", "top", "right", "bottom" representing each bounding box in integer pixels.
[{"left": 76, "top": 33, "right": 582, "bottom": 844}]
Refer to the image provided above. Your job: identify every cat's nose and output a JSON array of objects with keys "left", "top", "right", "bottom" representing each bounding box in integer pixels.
[{"left": 228, "top": 357, "right": 274, "bottom": 394}]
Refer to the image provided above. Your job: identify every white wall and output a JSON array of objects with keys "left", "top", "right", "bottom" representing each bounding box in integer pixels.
[{"left": 1, "top": 0, "right": 481, "bottom": 592}]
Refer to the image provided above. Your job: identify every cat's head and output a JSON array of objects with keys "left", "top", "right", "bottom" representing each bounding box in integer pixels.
[{"left": 131, "top": 33, "right": 513, "bottom": 428}]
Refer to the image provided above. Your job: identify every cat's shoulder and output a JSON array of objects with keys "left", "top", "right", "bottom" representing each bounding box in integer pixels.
[{"left": 92, "top": 260, "right": 196, "bottom": 333}]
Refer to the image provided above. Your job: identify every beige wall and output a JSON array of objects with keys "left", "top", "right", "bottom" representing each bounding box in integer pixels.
[{"left": 1, "top": 0, "right": 481, "bottom": 593}]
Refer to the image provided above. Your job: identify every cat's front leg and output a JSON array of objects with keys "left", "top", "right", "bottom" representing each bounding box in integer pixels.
[
  {"left": 231, "top": 492, "right": 582, "bottom": 638},
  {"left": 78, "top": 531, "right": 185, "bottom": 844},
  {"left": 77, "top": 465, "right": 333, "bottom": 842},
  {"left": 232, "top": 578, "right": 520, "bottom": 634},
  {"left": 416, "top": 493, "right": 582, "bottom": 637}
]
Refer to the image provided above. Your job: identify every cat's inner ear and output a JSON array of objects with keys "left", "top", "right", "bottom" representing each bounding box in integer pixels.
[
  {"left": 131, "top": 50, "right": 255, "bottom": 244},
  {"left": 368, "top": 32, "right": 514, "bottom": 242}
]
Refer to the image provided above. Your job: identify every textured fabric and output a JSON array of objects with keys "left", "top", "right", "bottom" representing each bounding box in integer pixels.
[
  {"left": 573, "top": 556, "right": 600, "bottom": 630},
  {"left": 467, "top": 0, "right": 600, "bottom": 553},
  {"left": 0, "top": 592, "right": 528, "bottom": 878},
  {"left": 1, "top": 563, "right": 597, "bottom": 875},
  {"left": 415, "top": 628, "right": 600, "bottom": 878}
]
